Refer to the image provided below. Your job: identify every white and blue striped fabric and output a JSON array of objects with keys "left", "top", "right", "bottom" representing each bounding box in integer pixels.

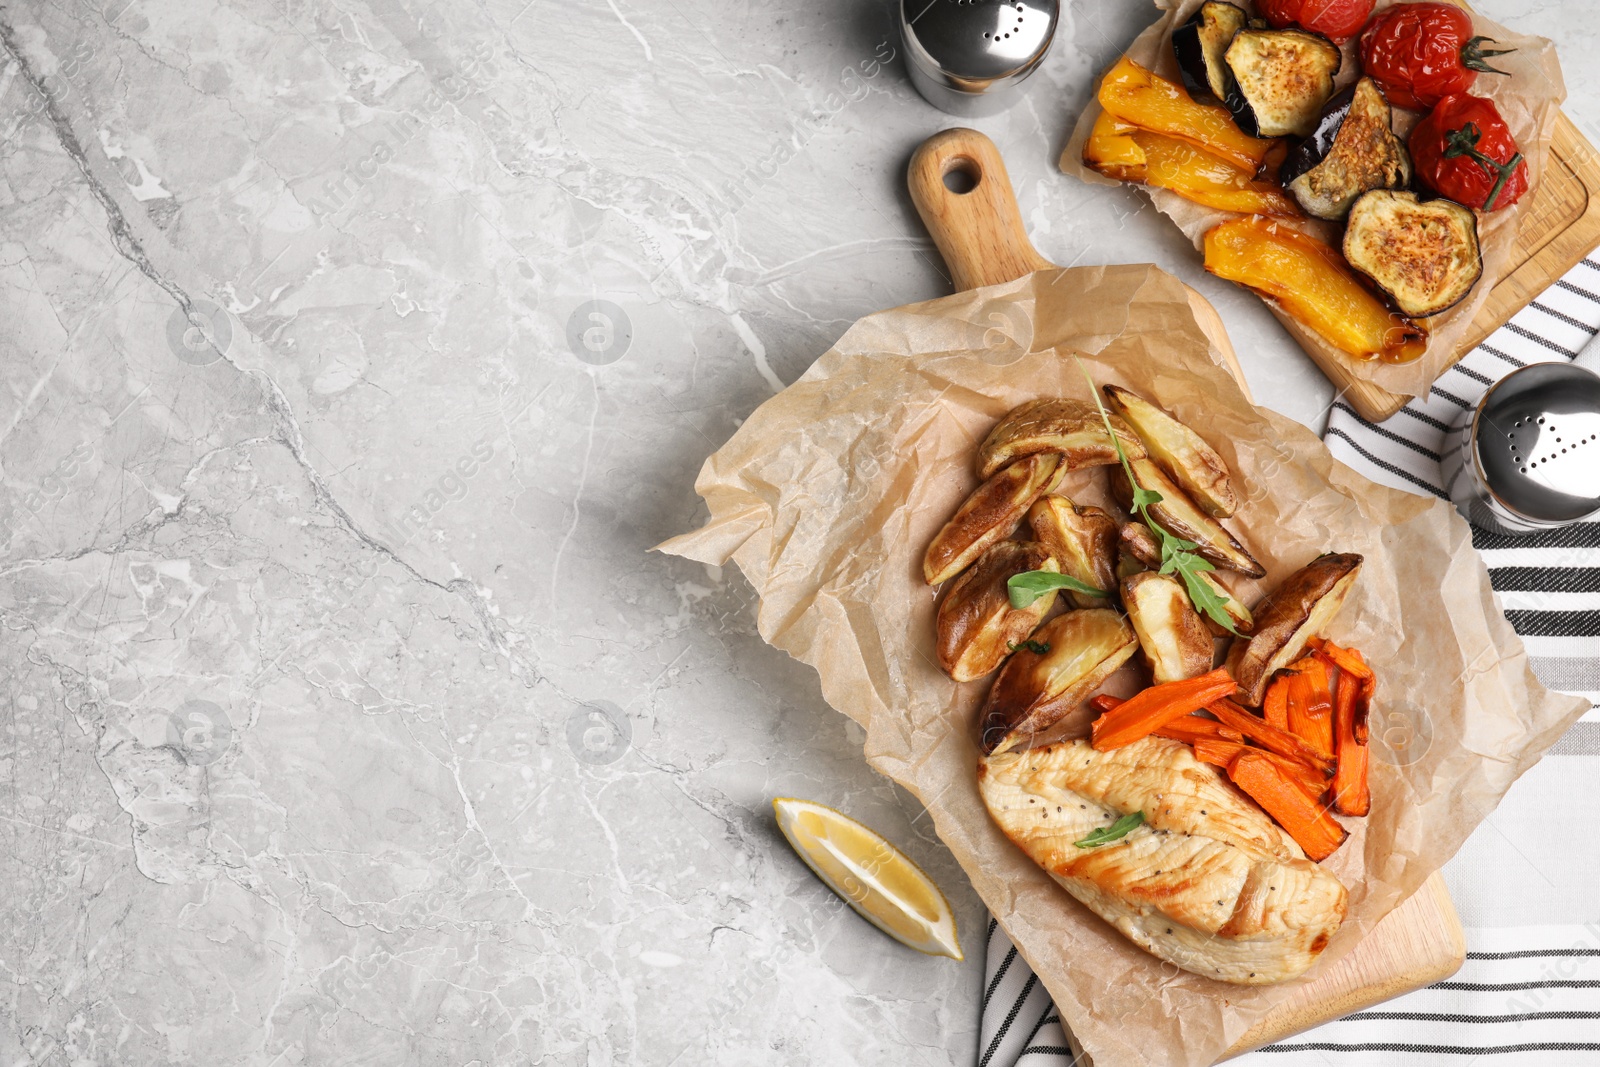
[{"left": 977, "top": 256, "right": 1600, "bottom": 1066}]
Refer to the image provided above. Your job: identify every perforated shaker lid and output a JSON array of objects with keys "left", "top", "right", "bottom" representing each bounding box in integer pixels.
[
  {"left": 902, "top": 0, "right": 1058, "bottom": 90},
  {"left": 1474, "top": 362, "right": 1600, "bottom": 523}
]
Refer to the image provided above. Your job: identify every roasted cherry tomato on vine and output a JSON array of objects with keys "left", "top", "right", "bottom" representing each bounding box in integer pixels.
[
  {"left": 1359, "top": 3, "right": 1515, "bottom": 111},
  {"left": 1410, "top": 94, "right": 1528, "bottom": 211},
  {"left": 1256, "top": 0, "right": 1375, "bottom": 44}
]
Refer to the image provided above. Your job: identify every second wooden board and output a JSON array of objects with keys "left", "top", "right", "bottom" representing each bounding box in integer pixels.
[{"left": 1332, "top": 113, "right": 1600, "bottom": 422}]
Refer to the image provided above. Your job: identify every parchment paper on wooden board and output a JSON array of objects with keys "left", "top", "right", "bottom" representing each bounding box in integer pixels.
[
  {"left": 656, "top": 263, "right": 1589, "bottom": 1067},
  {"left": 1061, "top": 0, "right": 1566, "bottom": 404}
]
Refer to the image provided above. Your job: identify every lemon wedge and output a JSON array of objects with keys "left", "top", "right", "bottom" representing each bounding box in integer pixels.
[{"left": 772, "top": 797, "right": 962, "bottom": 960}]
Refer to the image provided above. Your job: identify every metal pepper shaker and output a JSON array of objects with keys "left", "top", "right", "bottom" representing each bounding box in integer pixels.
[
  {"left": 1441, "top": 357, "right": 1600, "bottom": 536},
  {"left": 900, "top": 0, "right": 1059, "bottom": 117}
]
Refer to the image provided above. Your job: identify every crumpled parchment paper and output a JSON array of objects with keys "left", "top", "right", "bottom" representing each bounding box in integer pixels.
[
  {"left": 657, "top": 263, "right": 1589, "bottom": 1067},
  {"left": 1060, "top": 0, "right": 1566, "bottom": 403}
]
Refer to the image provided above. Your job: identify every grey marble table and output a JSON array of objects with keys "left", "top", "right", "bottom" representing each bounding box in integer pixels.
[{"left": 1, "top": 1, "right": 1595, "bottom": 1064}]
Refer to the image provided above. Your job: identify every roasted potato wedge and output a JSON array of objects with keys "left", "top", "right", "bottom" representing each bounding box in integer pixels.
[
  {"left": 1198, "top": 571, "right": 1255, "bottom": 637},
  {"left": 1103, "top": 386, "right": 1238, "bottom": 518},
  {"left": 1121, "top": 521, "right": 1254, "bottom": 635},
  {"left": 1111, "top": 458, "right": 1265, "bottom": 578},
  {"left": 977, "top": 399, "right": 1146, "bottom": 480},
  {"left": 937, "top": 542, "right": 1060, "bottom": 683},
  {"left": 925, "top": 454, "right": 1063, "bottom": 585},
  {"left": 1122, "top": 571, "right": 1216, "bottom": 684},
  {"left": 980, "top": 609, "right": 1139, "bottom": 755},
  {"left": 1226, "top": 553, "right": 1362, "bottom": 705},
  {"left": 1119, "top": 521, "right": 1163, "bottom": 569},
  {"left": 1027, "top": 496, "right": 1117, "bottom": 609}
]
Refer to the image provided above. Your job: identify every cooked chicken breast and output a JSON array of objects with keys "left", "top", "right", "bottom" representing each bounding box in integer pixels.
[{"left": 979, "top": 736, "right": 1347, "bottom": 985}]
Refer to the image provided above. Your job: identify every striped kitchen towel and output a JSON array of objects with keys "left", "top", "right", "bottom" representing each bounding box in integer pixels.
[{"left": 977, "top": 256, "right": 1600, "bottom": 1066}]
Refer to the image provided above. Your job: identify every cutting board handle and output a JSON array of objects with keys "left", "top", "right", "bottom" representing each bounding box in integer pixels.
[
  {"left": 908, "top": 128, "right": 1054, "bottom": 293},
  {"left": 906, "top": 126, "right": 1251, "bottom": 396}
]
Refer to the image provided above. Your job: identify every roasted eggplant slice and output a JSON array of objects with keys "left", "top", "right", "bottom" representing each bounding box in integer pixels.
[
  {"left": 1344, "top": 191, "right": 1483, "bottom": 318},
  {"left": 1173, "top": 1, "right": 1248, "bottom": 104},
  {"left": 979, "top": 609, "right": 1139, "bottom": 755},
  {"left": 1027, "top": 495, "right": 1118, "bottom": 609},
  {"left": 937, "top": 541, "right": 1060, "bottom": 683},
  {"left": 1224, "top": 27, "right": 1341, "bottom": 139},
  {"left": 924, "top": 453, "right": 1063, "bottom": 585},
  {"left": 1225, "top": 553, "right": 1362, "bottom": 706},
  {"left": 1204, "top": 216, "right": 1429, "bottom": 365},
  {"left": 1103, "top": 385, "right": 1238, "bottom": 518},
  {"left": 977, "top": 398, "right": 1146, "bottom": 480},
  {"left": 1281, "top": 78, "right": 1412, "bottom": 222},
  {"left": 1111, "top": 457, "right": 1266, "bottom": 578},
  {"left": 1122, "top": 571, "right": 1216, "bottom": 683},
  {"left": 1097, "top": 55, "right": 1275, "bottom": 174}
]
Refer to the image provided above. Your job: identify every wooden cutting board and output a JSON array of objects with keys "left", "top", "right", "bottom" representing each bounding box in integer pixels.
[
  {"left": 907, "top": 127, "right": 1466, "bottom": 1063},
  {"left": 1338, "top": 113, "right": 1600, "bottom": 422}
]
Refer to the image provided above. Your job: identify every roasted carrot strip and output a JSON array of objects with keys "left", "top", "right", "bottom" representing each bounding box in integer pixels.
[
  {"left": 1191, "top": 738, "right": 1326, "bottom": 803},
  {"left": 1089, "top": 694, "right": 1124, "bottom": 715},
  {"left": 1331, "top": 671, "right": 1371, "bottom": 816},
  {"left": 1263, "top": 675, "right": 1290, "bottom": 730},
  {"left": 1309, "top": 637, "right": 1374, "bottom": 688},
  {"left": 1310, "top": 639, "right": 1376, "bottom": 742},
  {"left": 1286, "top": 659, "right": 1335, "bottom": 757},
  {"left": 1228, "top": 751, "right": 1348, "bottom": 862},
  {"left": 1206, "top": 698, "right": 1335, "bottom": 772},
  {"left": 1091, "top": 668, "right": 1239, "bottom": 750},
  {"left": 1153, "top": 714, "right": 1246, "bottom": 746}
]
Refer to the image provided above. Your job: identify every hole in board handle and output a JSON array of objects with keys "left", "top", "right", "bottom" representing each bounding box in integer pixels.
[{"left": 942, "top": 156, "right": 981, "bottom": 195}]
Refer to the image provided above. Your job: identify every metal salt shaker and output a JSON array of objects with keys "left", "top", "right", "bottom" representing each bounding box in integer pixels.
[
  {"left": 1441, "top": 343, "right": 1600, "bottom": 536},
  {"left": 900, "top": 0, "right": 1059, "bottom": 117}
]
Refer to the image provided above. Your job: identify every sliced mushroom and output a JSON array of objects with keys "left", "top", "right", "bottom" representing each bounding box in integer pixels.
[
  {"left": 977, "top": 398, "right": 1146, "bottom": 480},
  {"left": 1225, "top": 553, "right": 1363, "bottom": 706},
  {"left": 1103, "top": 385, "right": 1238, "bottom": 518},
  {"left": 924, "top": 453, "right": 1063, "bottom": 585},
  {"left": 1122, "top": 571, "right": 1216, "bottom": 684},
  {"left": 937, "top": 542, "right": 1060, "bottom": 683},
  {"left": 1111, "top": 458, "right": 1265, "bottom": 578},
  {"left": 980, "top": 609, "right": 1139, "bottom": 755},
  {"left": 1027, "top": 495, "right": 1118, "bottom": 609}
]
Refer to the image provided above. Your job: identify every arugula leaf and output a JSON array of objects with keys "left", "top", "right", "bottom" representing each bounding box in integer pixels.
[
  {"left": 1007, "top": 639, "right": 1051, "bottom": 655},
  {"left": 1007, "top": 570, "right": 1110, "bottom": 609},
  {"left": 1130, "top": 486, "right": 1164, "bottom": 510},
  {"left": 1075, "top": 359, "right": 1241, "bottom": 636},
  {"left": 1074, "top": 811, "right": 1145, "bottom": 848}
]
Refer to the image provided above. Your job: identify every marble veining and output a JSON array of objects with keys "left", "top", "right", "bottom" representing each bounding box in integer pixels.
[{"left": 0, "top": 0, "right": 1595, "bottom": 1063}]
